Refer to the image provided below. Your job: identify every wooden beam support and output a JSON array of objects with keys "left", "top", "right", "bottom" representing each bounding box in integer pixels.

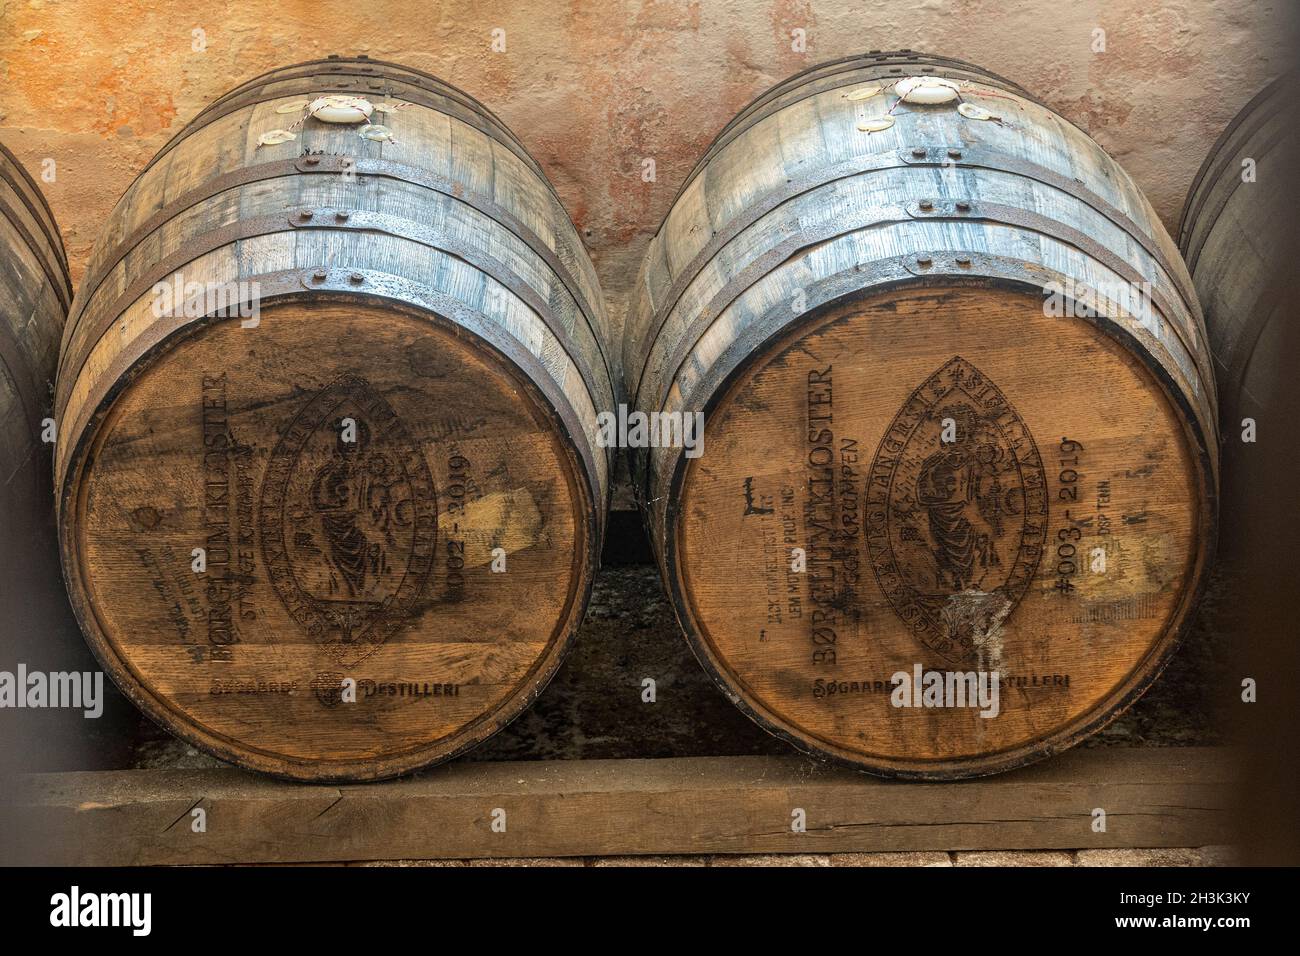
[{"left": 16, "top": 747, "right": 1232, "bottom": 865}]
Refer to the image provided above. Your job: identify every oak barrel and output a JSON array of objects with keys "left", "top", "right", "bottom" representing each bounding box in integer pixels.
[
  {"left": 1178, "top": 73, "right": 1298, "bottom": 557},
  {"left": 1, "top": 140, "right": 70, "bottom": 760},
  {"left": 1, "top": 143, "right": 68, "bottom": 567},
  {"left": 1, "top": 144, "right": 67, "bottom": 544},
  {"left": 1179, "top": 73, "right": 1300, "bottom": 862},
  {"left": 55, "top": 57, "right": 614, "bottom": 781},
  {"left": 626, "top": 51, "right": 1217, "bottom": 778},
  {"left": 1, "top": 142, "right": 133, "bottom": 776}
]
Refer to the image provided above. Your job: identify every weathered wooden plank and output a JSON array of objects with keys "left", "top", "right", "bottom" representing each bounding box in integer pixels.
[{"left": 17, "top": 747, "right": 1233, "bottom": 865}]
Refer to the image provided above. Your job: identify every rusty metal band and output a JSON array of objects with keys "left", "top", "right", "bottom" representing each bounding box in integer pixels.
[
  {"left": 138, "top": 75, "right": 555, "bottom": 207},
  {"left": 0, "top": 170, "right": 69, "bottom": 284},
  {"left": 1182, "top": 123, "right": 1290, "bottom": 276},
  {"left": 199, "top": 56, "right": 525, "bottom": 158},
  {"left": 0, "top": 191, "right": 71, "bottom": 314},
  {"left": 675, "top": 67, "right": 1028, "bottom": 205},
  {"left": 0, "top": 146, "right": 70, "bottom": 278},
  {"left": 631, "top": 260, "right": 912, "bottom": 507},
  {"left": 0, "top": 315, "right": 43, "bottom": 443},
  {"left": 57, "top": 212, "right": 614, "bottom": 426},
  {"left": 673, "top": 144, "right": 1192, "bottom": 383},
  {"left": 908, "top": 198, "right": 1205, "bottom": 380},
  {"left": 57, "top": 266, "right": 606, "bottom": 542},
  {"left": 636, "top": 253, "right": 1217, "bottom": 512},
  {"left": 897, "top": 147, "right": 1197, "bottom": 314},
  {"left": 65, "top": 154, "right": 603, "bottom": 385},
  {"left": 637, "top": 201, "right": 1208, "bottom": 428},
  {"left": 632, "top": 145, "right": 1201, "bottom": 403},
  {"left": 1178, "top": 72, "right": 1293, "bottom": 251}
]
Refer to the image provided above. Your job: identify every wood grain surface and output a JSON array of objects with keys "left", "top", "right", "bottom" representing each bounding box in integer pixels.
[
  {"left": 677, "top": 286, "right": 1204, "bottom": 776},
  {"left": 15, "top": 747, "right": 1233, "bottom": 865}
]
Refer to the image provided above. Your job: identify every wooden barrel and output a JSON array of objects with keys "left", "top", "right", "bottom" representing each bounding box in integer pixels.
[
  {"left": 1, "top": 141, "right": 70, "bottom": 752},
  {"left": 55, "top": 56, "right": 614, "bottom": 781},
  {"left": 1, "top": 142, "right": 132, "bottom": 775},
  {"left": 1179, "top": 73, "right": 1300, "bottom": 863},
  {"left": 626, "top": 51, "right": 1217, "bottom": 778},
  {"left": 1, "top": 144, "right": 67, "bottom": 512},
  {"left": 1179, "top": 73, "right": 1299, "bottom": 556}
]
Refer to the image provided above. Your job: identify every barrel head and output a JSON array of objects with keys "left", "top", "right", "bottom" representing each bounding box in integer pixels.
[
  {"left": 671, "top": 284, "right": 1211, "bottom": 777},
  {"left": 60, "top": 298, "right": 594, "bottom": 780}
]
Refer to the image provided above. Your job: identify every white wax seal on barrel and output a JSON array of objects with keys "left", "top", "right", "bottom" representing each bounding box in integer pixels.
[
  {"left": 895, "top": 75, "right": 962, "bottom": 104},
  {"left": 306, "top": 95, "right": 375, "bottom": 124}
]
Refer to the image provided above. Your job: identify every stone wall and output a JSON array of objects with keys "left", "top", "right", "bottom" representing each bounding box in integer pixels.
[{"left": 2, "top": 0, "right": 1295, "bottom": 318}]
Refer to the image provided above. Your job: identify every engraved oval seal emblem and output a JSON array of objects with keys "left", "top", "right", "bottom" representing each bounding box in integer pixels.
[
  {"left": 864, "top": 356, "right": 1048, "bottom": 664},
  {"left": 259, "top": 373, "right": 437, "bottom": 665}
]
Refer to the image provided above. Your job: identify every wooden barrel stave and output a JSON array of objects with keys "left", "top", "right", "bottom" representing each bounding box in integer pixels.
[
  {"left": 171, "top": 61, "right": 547, "bottom": 183},
  {"left": 76, "top": 84, "right": 598, "bottom": 295},
  {"left": 56, "top": 58, "right": 614, "bottom": 781},
  {"left": 1180, "top": 75, "right": 1298, "bottom": 420},
  {"left": 675, "top": 51, "right": 1040, "bottom": 203},
  {"left": 627, "top": 53, "right": 1216, "bottom": 778},
  {"left": 58, "top": 168, "right": 613, "bottom": 439},
  {"left": 66, "top": 89, "right": 605, "bottom": 388},
  {"left": 633, "top": 166, "right": 1208, "bottom": 428},
  {"left": 0, "top": 145, "right": 65, "bottom": 522},
  {"left": 627, "top": 70, "right": 1200, "bottom": 395},
  {"left": 0, "top": 143, "right": 68, "bottom": 462},
  {"left": 643, "top": 230, "right": 1209, "bottom": 550},
  {"left": 135, "top": 64, "right": 559, "bottom": 212},
  {"left": 61, "top": 232, "right": 608, "bottom": 500}
]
